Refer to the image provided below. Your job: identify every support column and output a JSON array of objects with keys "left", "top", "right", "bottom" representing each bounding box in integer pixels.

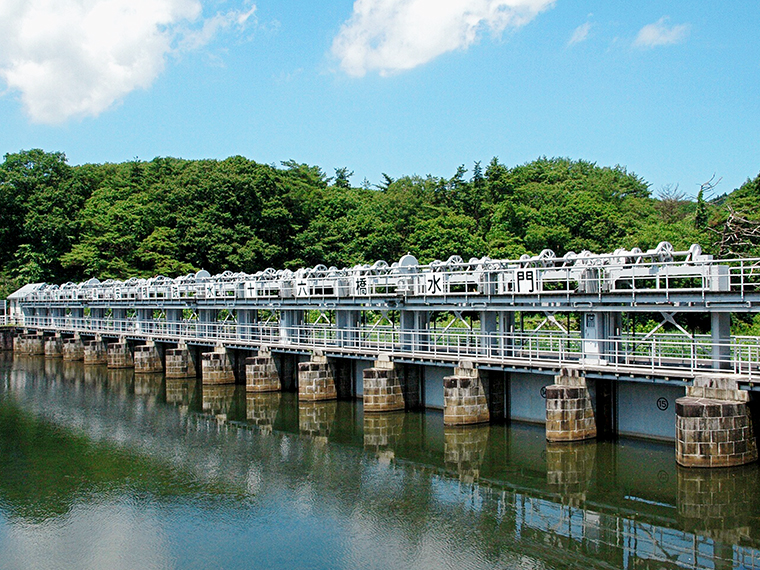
[
  {"left": 245, "top": 347, "right": 281, "bottom": 392},
  {"left": 336, "top": 310, "right": 359, "bottom": 349},
  {"left": 545, "top": 368, "right": 597, "bottom": 442},
  {"left": 676, "top": 375, "right": 757, "bottom": 468},
  {"left": 363, "top": 354, "right": 405, "bottom": 412},
  {"left": 280, "top": 310, "right": 303, "bottom": 345},
  {"left": 237, "top": 309, "right": 254, "bottom": 342},
  {"left": 44, "top": 334, "right": 63, "bottom": 358},
  {"left": 480, "top": 311, "right": 498, "bottom": 358},
  {"left": 166, "top": 342, "right": 197, "bottom": 378},
  {"left": 400, "top": 310, "right": 428, "bottom": 353},
  {"left": 134, "top": 340, "right": 163, "bottom": 374},
  {"left": 443, "top": 360, "right": 490, "bottom": 426},
  {"left": 107, "top": 338, "right": 134, "bottom": 369},
  {"left": 83, "top": 338, "right": 107, "bottom": 365},
  {"left": 711, "top": 312, "right": 731, "bottom": 370},
  {"left": 63, "top": 336, "right": 84, "bottom": 361},
  {"left": 201, "top": 345, "right": 236, "bottom": 385},
  {"left": 166, "top": 309, "right": 183, "bottom": 337},
  {"left": 112, "top": 309, "right": 127, "bottom": 334},
  {"left": 297, "top": 351, "right": 337, "bottom": 401},
  {"left": 581, "top": 312, "right": 621, "bottom": 364}
]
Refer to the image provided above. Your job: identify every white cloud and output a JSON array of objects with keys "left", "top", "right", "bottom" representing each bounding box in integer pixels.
[
  {"left": 332, "top": 0, "right": 556, "bottom": 77},
  {"left": 633, "top": 17, "right": 689, "bottom": 48},
  {"left": 567, "top": 22, "right": 591, "bottom": 46},
  {"left": 0, "top": 0, "right": 256, "bottom": 124}
]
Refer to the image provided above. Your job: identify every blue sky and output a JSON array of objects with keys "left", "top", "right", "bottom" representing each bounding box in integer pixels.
[{"left": 0, "top": 0, "right": 758, "bottom": 197}]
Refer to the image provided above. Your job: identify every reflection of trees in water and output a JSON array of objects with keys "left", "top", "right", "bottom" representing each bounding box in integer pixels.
[{"left": 0, "top": 397, "right": 246, "bottom": 523}]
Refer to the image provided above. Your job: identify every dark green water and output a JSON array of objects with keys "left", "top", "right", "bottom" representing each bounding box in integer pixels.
[{"left": 1, "top": 354, "right": 759, "bottom": 570}]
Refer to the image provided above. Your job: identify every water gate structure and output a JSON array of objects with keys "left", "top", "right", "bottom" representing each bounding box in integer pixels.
[{"left": 4, "top": 241, "right": 760, "bottom": 467}]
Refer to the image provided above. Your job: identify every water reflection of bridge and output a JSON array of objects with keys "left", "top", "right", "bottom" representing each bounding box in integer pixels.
[{"left": 3, "top": 355, "right": 759, "bottom": 569}]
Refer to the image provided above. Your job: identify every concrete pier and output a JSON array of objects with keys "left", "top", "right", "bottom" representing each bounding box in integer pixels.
[
  {"left": 62, "top": 337, "right": 84, "bottom": 361},
  {"left": 83, "top": 339, "right": 107, "bottom": 365},
  {"left": 443, "top": 361, "right": 490, "bottom": 426},
  {"left": 675, "top": 375, "right": 757, "bottom": 468},
  {"left": 545, "top": 369, "right": 597, "bottom": 442},
  {"left": 245, "top": 347, "right": 281, "bottom": 392},
  {"left": 297, "top": 352, "right": 337, "bottom": 401},
  {"left": 134, "top": 340, "right": 163, "bottom": 374},
  {"left": 44, "top": 335, "right": 63, "bottom": 358},
  {"left": 201, "top": 346, "right": 235, "bottom": 385},
  {"left": 14, "top": 333, "right": 44, "bottom": 355},
  {"left": 166, "top": 343, "right": 197, "bottom": 378},
  {"left": 363, "top": 354, "right": 405, "bottom": 412},
  {"left": 107, "top": 339, "right": 134, "bottom": 369}
]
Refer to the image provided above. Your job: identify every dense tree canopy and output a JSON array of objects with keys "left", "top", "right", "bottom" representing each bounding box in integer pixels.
[{"left": 0, "top": 149, "right": 756, "bottom": 298}]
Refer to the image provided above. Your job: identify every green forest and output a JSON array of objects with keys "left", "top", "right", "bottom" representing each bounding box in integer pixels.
[{"left": 1, "top": 148, "right": 759, "bottom": 303}]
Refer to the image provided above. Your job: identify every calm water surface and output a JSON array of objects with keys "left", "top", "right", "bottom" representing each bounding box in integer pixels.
[{"left": 1, "top": 353, "right": 759, "bottom": 570}]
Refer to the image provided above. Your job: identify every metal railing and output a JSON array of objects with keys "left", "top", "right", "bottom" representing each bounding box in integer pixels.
[{"left": 13, "top": 315, "right": 759, "bottom": 380}]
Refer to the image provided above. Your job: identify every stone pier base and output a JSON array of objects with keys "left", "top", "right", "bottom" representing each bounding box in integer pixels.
[
  {"left": 443, "top": 361, "right": 490, "bottom": 426},
  {"left": 63, "top": 337, "right": 84, "bottom": 361},
  {"left": 363, "top": 354, "right": 405, "bottom": 412},
  {"left": 545, "top": 368, "right": 597, "bottom": 442},
  {"left": 166, "top": 343, "right": 197, "bottom": 378},
  {"left": 44, "top": 335, "right": 63, "bottom": 358},
  {"left": 107, "top": 340, "right": 134, "bottom": 369},
  {"left": 14, "top": 333, "right": 45, "bottom": 355},
  {"left": 298, "top": 352, "right": 337, "bottom": 401},
  {"left": 201, "top": 346, "right": 235, "bottom": 385},
  {"left": 245, "top": 348, "right": 281, "bottom": 392},
  {"left": 83, "top": 339, "right": 107, "bottom": 365},
  {"left": 134, "top": 341, "right": 163, "bottom": 374},
  {"left": 676, "top": 375, "right": 757, "bottom": 468}
]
